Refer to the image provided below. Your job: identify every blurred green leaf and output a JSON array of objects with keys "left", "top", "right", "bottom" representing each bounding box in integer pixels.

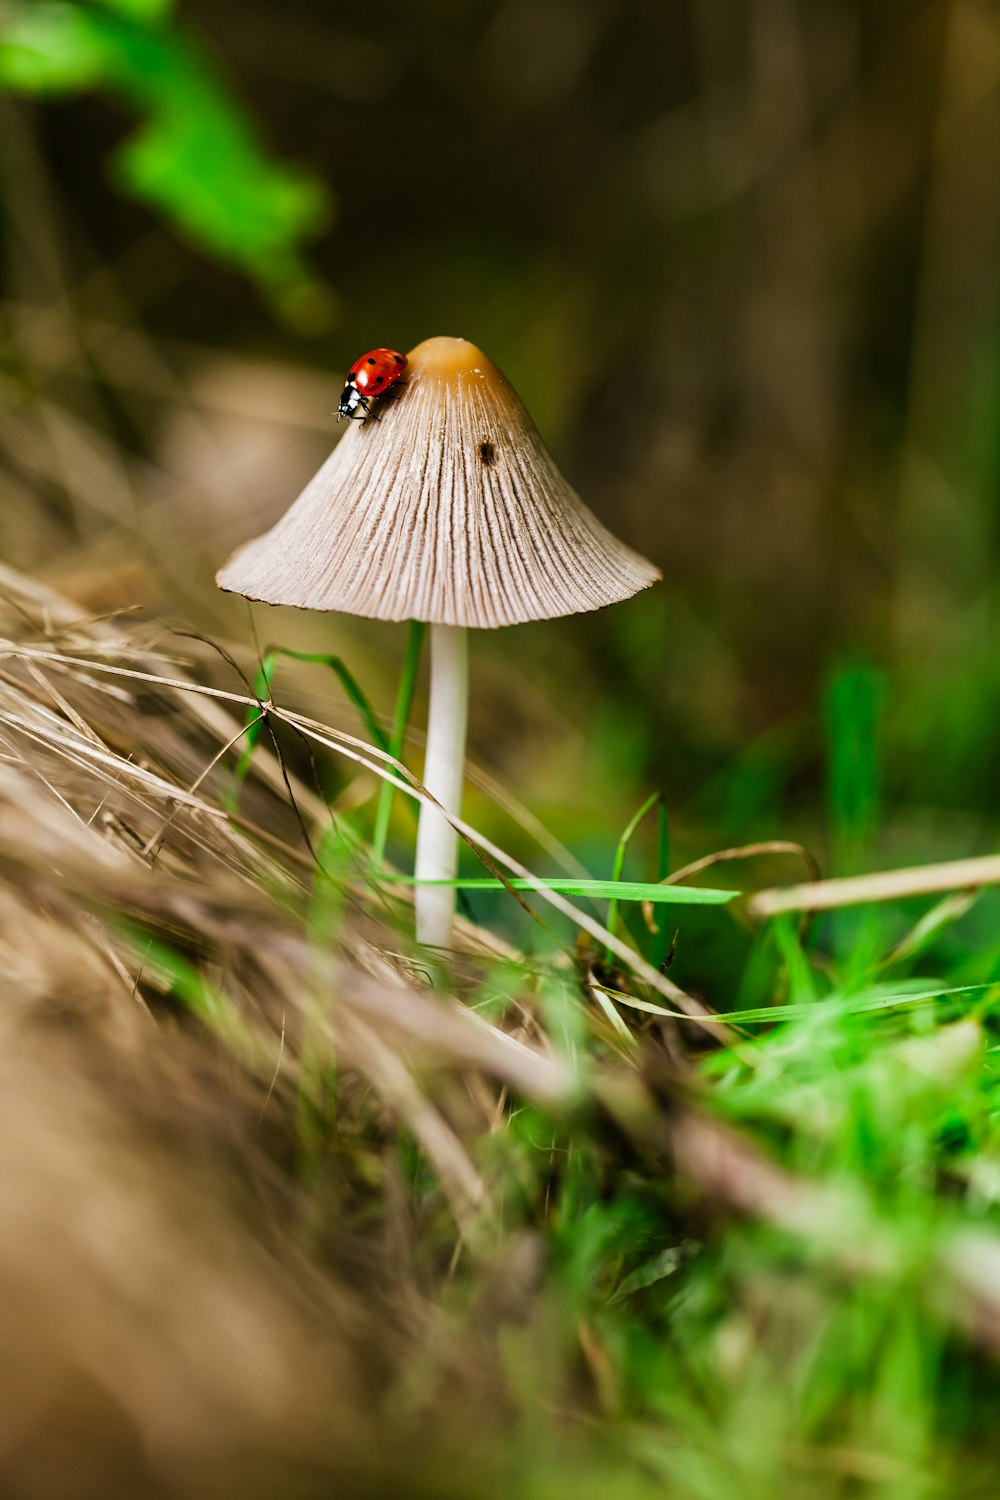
[
  {"left": 95, "top": 0, "right": 174, "bottom": 18},
  {"left": 107, "top": 27, "right": 329, "bottom": 272},
  {"left": 0, "top": 0, "right": 331, "bottom": 317},
  {"left": 825, "top": 662, "right": 884, "bottom": 876},
  {"left": 0, "top": 3, "right": 111, "bottom": 90}
]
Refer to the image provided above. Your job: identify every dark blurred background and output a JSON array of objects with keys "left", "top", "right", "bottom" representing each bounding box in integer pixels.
[{"left": 1, "top": 0, "right": 999, "bottom": 890}]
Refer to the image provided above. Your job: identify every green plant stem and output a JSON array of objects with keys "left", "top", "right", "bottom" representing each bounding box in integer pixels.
[
  {"left": 372, "top": 621, "right": 426, "bottom": 868},
  {"left": 228, "top": 644, "right": 392, "bottom": 811},
  {"left": 606, "top": 791, "right": 661, "bottom": 959}
]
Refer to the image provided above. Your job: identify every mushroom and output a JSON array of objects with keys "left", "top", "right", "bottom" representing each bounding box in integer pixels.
[{"left": 217, "top": 336, "right": 660, "bottom": 948}]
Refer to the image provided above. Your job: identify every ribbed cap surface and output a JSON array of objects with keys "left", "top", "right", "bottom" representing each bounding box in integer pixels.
[{"left": 217, "top": 336, "right": 660, "bottom": 629}]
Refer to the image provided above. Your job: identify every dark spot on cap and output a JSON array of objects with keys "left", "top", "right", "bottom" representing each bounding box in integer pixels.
[{"left": 479, "top": 439, "right": 496, "bottom": 466}]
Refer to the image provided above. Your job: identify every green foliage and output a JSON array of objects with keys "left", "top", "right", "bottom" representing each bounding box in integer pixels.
[
  {"left": 825, "top": 662, "right": 884, "bottom": 876},
  {"left": 606, "top": 790, "right": 661, "bottom": 955},
  {"left": 373, "top": 621, "right": 426, "bottom": 866},
  {"left": 474, "top": 901, "right": 1000, "bottom": 1498},
  {"left": 4, "top": 0, "right": 1000, "bottom": 1489},
  {"left": 97, "top": 0, "right": 175, "bottom": 20},
  {"left": 0, "top": 0, "right": 331, "bottom": 319},
  {"left": 229, "top": 643, "right": 392, "bottom": 805},
  {"left": 391, "top": 876, "right": 734, "bottom": 904}
]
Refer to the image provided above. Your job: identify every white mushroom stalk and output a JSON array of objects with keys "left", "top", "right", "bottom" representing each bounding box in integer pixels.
[
  {"left": 217, "top": 336, "right": 662, "bottom": 950},
  {"left": 413, "top": 624, "right": 468, "bottom": 945}
]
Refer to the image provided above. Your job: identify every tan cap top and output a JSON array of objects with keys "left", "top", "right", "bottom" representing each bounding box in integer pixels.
[{"left": 216, "top": 336, "right": 660, "bottom": 629}]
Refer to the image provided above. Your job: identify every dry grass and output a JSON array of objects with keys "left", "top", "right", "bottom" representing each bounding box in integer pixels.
[
  {"left": 5, "top": 552, "right": 741, "bottom": 1497},
  {"left": 7, "top": 560, "right": 1000, "bottom": 1498},
  {"left": 0, "top": 560, "right": 578, "bottom": 1497}
]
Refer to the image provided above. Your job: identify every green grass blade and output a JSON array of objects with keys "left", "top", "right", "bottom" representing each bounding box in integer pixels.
[
  {"left": 227, "top": 644, "right": 392, "bottom": 814},
  {"left": 877, "top": 890, "right": 980, "bottom": 972},
  {"left": 589, "top": 985, "right": 678, "bottom": 1018},
  {"left": 380, "top": 876, "right": 736, "bottom": 904},
  {"left": 651, "top": 801, "right": 672, "bottom": 967},
  {"left": 277, "top": 648, "right": 390, "bottom": 754},
  {"left": 657, "top": 801, "right": 670, "bottom": 880},
  {"left": 716, "top": 981, "right": 994, "bottom": 1025},
  {"left": 824, "top": 662, "right": 885, "bottom": 976},
  {"left": 372, "top": 621, "right": 425, "bottom": 867},
  {"left": 226, "top": 649, "right": 276, "bottom": 807},
  {"left": 587, "top": 982, "right": 639, "bottom": 1049},
  {"left": 825, "top": 663, "right": 884, "bottom": 875},
  {"left": 607, "top": 791, "right": 661, "bottom": 954}
]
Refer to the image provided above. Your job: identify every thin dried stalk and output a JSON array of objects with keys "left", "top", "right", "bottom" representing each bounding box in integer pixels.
[{"left": 749, "top": 854, "right": 1000, "bottom": 917}]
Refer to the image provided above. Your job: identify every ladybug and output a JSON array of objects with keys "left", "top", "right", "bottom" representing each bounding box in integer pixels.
[{"left": 337, "top": 347, "right": 407, "bottom": 422}]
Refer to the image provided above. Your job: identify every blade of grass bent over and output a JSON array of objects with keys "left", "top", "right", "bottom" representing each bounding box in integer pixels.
[
  {"left": 592, "top": 980, "right": 994, "bottom": 1025},
  {"left": 380, "top": 876, "right": 735, "bottom": 904}
]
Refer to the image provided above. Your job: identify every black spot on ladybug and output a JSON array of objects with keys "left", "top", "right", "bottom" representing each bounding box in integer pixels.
[
  {"left": 394, "top": 354, "right": 404, "bottom": 364},
  {"left": 374, "top": 375, "right": 384, "bottom": 384},
  {"left": 479, "top": 440, "right": 496, "bottom": 466}
]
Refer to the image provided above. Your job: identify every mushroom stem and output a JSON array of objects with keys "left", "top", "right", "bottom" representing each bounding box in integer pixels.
[{"left": 414, "top": 623, "right": 469, "bottom": 947}]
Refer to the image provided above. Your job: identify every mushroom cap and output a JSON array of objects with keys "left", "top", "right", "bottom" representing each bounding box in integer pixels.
[{"left": 216, "top": 336, "right": 660, "bottom": 629}]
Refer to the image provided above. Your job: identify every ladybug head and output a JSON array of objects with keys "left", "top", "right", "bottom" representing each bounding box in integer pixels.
[{"left": 337, "top": 382, "right": 366, "bottom": 421}]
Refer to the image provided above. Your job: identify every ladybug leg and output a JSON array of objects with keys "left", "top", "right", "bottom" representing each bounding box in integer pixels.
[{"left": 369, "top": 381, "right": 407, "bottom": 421}]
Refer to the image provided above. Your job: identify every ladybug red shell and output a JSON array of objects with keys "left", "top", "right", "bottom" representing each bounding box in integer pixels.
[{"left": 337, "top": 348, "right": 408, "bottom": 422}]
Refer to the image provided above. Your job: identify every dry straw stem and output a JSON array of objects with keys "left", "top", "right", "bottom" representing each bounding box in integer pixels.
[
  {"left": 665, "top": 839, "right": 822, "bottom": 888},
  {"left": 1, "top": 624, "right": 718, "bottom": 1026},
  {"left": 0, "top": 568, "right": 574, "bottom": 1250},
  {"left": 216, "top": 336, "right": 660, "bottom": 629},
  {"left": 749, "top": 853, "right": 1000, "bottom": 918},
  {"left": 0, "top": 565, "right": 711, "bottom": 1068}
]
